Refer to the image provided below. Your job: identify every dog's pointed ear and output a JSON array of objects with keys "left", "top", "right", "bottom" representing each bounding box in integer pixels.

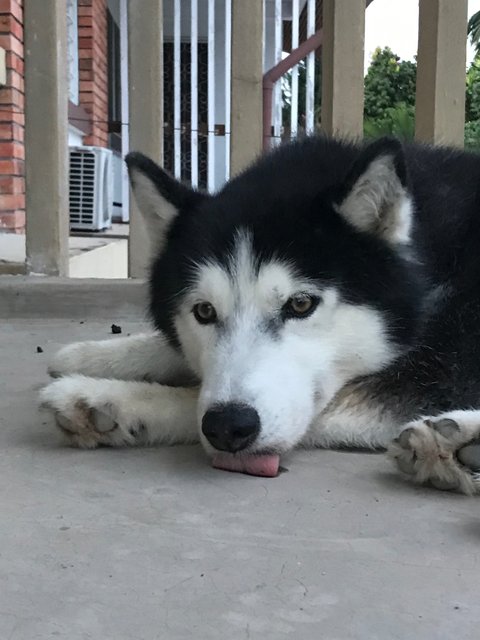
[
  {"left": 125, "top": 152, "right": 205, "bottom": 249},
  {"left": 335, "top": 137, "right": 412, "bottom": 245}
]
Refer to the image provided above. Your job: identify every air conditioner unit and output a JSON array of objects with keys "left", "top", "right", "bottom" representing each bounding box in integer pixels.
[{"left": 69, "top": 146, "right": 113, "bottom": 231}]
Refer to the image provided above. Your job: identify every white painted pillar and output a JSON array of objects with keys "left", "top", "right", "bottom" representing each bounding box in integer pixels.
[
  {"left": 415, "top": 0, "right": 468, "bottom": 147},
  {"left": 127, "top": 0, "right": 164, "bottom": 278},
  {"left": 230, "top": 0, "right": 264, "bottom": 176},
  {"left": 321, "top": 0, "right": 365, "bottom": 139},
  {"left": 24, "top": 0, "right": 69, "bottom": 276}
]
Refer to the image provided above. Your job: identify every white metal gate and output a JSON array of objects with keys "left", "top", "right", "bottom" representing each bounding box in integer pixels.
[
  {"left": 163, "top": 0, "right": 232, "bottom": 193},
  {"left": 163, "top": 0, "right": 320, "bottom": 192}
]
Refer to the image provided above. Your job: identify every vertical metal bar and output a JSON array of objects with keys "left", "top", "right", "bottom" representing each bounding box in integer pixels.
[
  {"left": 208, "top": 0, "right": 216, "bottom": 192},
  {"left": 290, "top": 0, "right": 299, "bottom": 139},
  {"left": 173, "top": 0, "right": 181, "bottom": 178},
  {"left": 191, "top": 0, "right": 199, "bottom": 188},
  {"left": 273, "top": 0, "right": 282, "bottom": 145},
  {"left": 305, "top": 0, "right": 315, "bottom": 134},
  {"left": 24, "top": 0, "right": 69, "bottom": 276},
  {"left": 119, "top": 0, "right": 130, "bottom": 222},
  {"left": 224, "top": 0, "right": 232, "bottom": 182}
]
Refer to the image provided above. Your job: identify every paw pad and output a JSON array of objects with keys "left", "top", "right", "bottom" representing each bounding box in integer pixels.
[
  {"left": 429, "top": 418, "right": 460, "bottom": 439},
  {"left": 395, "top": 427, "right": 415, "bottom": 449}
]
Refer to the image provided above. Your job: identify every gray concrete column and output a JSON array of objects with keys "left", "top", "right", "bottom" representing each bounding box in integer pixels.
[
  {"left": 321, "top": 0, "right": 365, "bottom": 139},
  {"left": 230, "top": 0, "right": 264, "bottom": 176},
  {"left": 127, "top": 0, "right": 164, "bottom": 278},
  {"left": 415, "top": 0, "right": 468, "bottom": 147},
  {"left": 24, "top": 0, "right": 69, "bottom": 276}
]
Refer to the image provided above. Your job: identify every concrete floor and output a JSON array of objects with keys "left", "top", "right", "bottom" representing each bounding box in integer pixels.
[
  {"left": 0, "top": 226, "right": 129, "bottom": 278},
  {"left": 1, "top": 278, "right": 480, "bottom": 640}
]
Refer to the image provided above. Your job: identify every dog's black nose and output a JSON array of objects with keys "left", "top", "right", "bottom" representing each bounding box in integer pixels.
[{"left": 201, "top": 404, "right": 260, "bottom": 452}]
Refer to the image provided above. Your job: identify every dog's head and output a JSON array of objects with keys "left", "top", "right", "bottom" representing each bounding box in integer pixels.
[{"left": 126, "top": 137, "right": 423, "bottom": 457}]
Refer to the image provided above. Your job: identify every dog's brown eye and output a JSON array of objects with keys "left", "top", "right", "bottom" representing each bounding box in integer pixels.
[
  {"left": 283, "top": 294, "right": 319, "bottom": 319},
  {"left": 193, "top": 302, "right": 217, "bottom": 325}
]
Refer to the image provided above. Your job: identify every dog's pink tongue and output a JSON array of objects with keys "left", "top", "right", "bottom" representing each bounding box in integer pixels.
[{"left": 212, "top": 453, "right": 280, "bottom": 477}]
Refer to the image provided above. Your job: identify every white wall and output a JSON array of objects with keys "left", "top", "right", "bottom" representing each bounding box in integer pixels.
[{"left": 68, "top": 126, "right": 84, "bottom": 146}]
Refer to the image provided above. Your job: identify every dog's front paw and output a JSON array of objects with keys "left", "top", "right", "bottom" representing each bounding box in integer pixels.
[
  {"left": 388, "top": 413, "right": 480, "bottom": 494},
  {"left": 40, "top": 376, "right": 148, "bottom": 448}
]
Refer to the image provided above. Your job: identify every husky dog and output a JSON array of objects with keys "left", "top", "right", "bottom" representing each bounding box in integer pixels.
[{"left": 41, "top": 136, "right": 480, "bottom": 491}]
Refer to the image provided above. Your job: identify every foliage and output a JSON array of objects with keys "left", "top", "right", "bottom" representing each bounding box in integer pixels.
[
  {"left": 465, "top": 120, "right": 480, "bottom": 151},
  {"left": 468, "top": 10, "right": 480, "bottom": 57},
  {"left": 465, "top": 54, "right": 480, "bottom": 150},
  {"left": 364, "top": 103, "right": 415, "bottom": 141},
  {"left": 466, "top": 57, "right": 480, "bottom": 122},
  {"left": 364, "top": 47, "right": 416, "bottom": 122}
]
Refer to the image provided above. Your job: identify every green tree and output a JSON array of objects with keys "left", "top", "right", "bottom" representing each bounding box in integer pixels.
[
  {"left": 364, "top": 103, "right": 415, "bottom": 140},
  {"left": 464, "top": 120, "right": 480, "bottom": 150},
  {"left": 465, "top": 55, "right": 480, "bottom": 150},
  {"left": 363, "top": 47, "right": 416, "bottom": 140},
  {"left": 466, "top": 57, "right": 480, "bottom": 122},
  {"left": 364, "top": 47, "right": 416, "bottom": 121},
  {"left": 468, "top": 10, "right": 480, "bottom": 57}
]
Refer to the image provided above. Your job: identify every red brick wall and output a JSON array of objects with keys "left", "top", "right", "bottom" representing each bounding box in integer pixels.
[
  {"left": 0, "top": 0, "right": 24, "bottom": 233},
  {"left": 78, "top": 0, "right": 108, "bottom": 147}
]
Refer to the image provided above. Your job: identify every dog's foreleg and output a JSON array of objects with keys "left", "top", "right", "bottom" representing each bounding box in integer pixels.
[
  {"left": 48, "top": 332, "right": 194, "bottom": 384},
  {"left": 40, "top": 376, "right": 199, "bottom": 448},
  {"left": 305, "top": 377, "right": 480, "bottom": 495}
]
